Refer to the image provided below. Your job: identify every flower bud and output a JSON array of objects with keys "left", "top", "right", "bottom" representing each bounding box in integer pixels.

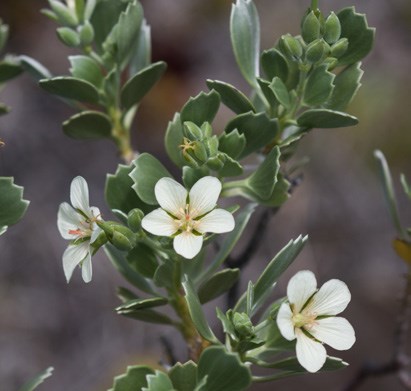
[
  {"left": 90, "top": 231, "right": 107, "bottom": 255},
  {"left": 302, "top": 11, "right": 321, "bottom": 44},
  {"left": 110, "top": 225, "right": 136, "bottom": 251},
  {"left": 201, "top": 122, "right": 213, "bottom": 138},
  {"left": 206, "top": 153, "right": 226, "bottom": 171},
  {"left": 127, "top": 208, "right": 144, "bottom": 232},
  {"left": 78, "top": 21, "right": 94, "bottom": 46},
  {"left": 280, "top": 34, "right": 303, "bottom": 59},
  {"left": 323, "top": 56, "right": 338, "bottom": 70},
  {"left": 56, "top": 27, "right": 80, "bottom": 47},
  {"left": 182, "top": 151, "right": 199, "bottom": 167},
  {"left": 305, "top": 39, "right": 327, "bottom": 64},
  {"left": 324, "top": 12, "right": 341, "bottom": 44},
  {"left": 49, "top": 0, "right": 78, "bottom": 27},
  {"left": 331, "top": 38, "right": 348, "bottom": 58},
  {"left": 184, "top": 121, "right": 203, "bottom": 140},
  {"left": 233, "top": 312, "right": 254, "bottom": 338},
  {"left": 193, "top": 141, "right": 208, "bottom": 162},
  {"left": 205, "top": 135, "right": 219, "bottom": 156}
]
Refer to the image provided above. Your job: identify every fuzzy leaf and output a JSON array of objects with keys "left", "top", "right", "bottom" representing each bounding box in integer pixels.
[
  {"left": 303, "top": 65, "right": 335, "bottom": 107},
  {"left": 19, "top": 367, "right": 53, "bottom": 391},
  {"left": 169, "top": 361, "right": 198, "bottom": 391},
  {"left": 261, "top": 48, "right": 288, "bottom": 83},
  {"left": 129, "top": 153, "right": 172, "bottom": 205},
  {"left": 297, "top": 109, "right": 358, "bottom": 129},
  {"left": 197, "top": 346, "right": 252, "bottom": 391},
  {"left": 121, "top": 61, "right": 167, "bottom": 110},
  {"left": 19, "top": 55, "right": 52, "bottom": 80},
  {"left": 127, "top": 243, "right": 159, "bottom": 278},
  {"left": 116, "top": 297, "right": 168, "bottom": 313},
  {"left": 181, "top": 90, "right": 220, "bottom": 126},
  {"left": 39, "top": 76, "right": 99, "bottom": 103},
  {"left": 206, "top": 80, "right": 255, "bottom": 114},
  {"left": 337, "top": 7, "right": 375, "bottom": 65},
  {"left": 109, "top": 366, "right": 154, "bottom": 391},
  {"left": 143, "top": 371, "right": 175, "bottom": 391},
  {"left": 69, "top": 55, "right": 103, "bottom": 87},
  {"left": 0, "top": 61, "right": 23, "bottom": 83},
  {"left": 218, "top": 130, "right": 246, "bottom": 160},
  {"left": 269, "top": 77, "right": 290, "bottom": 109},
  {"left": 63, "top": 111, "right": 112, "bottom": 139},
  {"left": 165, "top": 113, "right": 185, "bottom": 167},
  {"left": 198, "top": 268, "right": 240, "bottom": 304},
  {"left": 230, "top": 0, "right": 260, "bottom": 87}
]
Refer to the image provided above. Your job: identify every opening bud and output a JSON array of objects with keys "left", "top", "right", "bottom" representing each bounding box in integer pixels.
[
  {"left": 184, "top": 121, "right": 203, "bottom": 140},
  {"left": 127, "top": 208, "right": 144, "bottom": 232},
  {"left": 233, "top": 312, "right": 255, "bottom": 338}
]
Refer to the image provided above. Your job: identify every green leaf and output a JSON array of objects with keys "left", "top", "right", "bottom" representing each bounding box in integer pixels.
[
  {"left": 235, "top": 235, "right": 308, "bottom": 313},
  {"left": 115, "top": 1, "right": 144, "bottom": 67},
  {"left": 19, "top": 55, "right": 52, "bottom": 81},
  {"left": 218, "top": 130, "right": 246, "bottom": 160},
  {"left": 106, "top": 164, "right": 151, "bottom": 215},
  {"left": 153, "top": 258, "right": 175, "bottom": 289},
  {"left": 69, "top": 55, "right": 103, "bottom": 87},
  {"left": 121, "top": 308, "right": 175, "bottom": 325},
  {"left": 261, "top": 48, "right": 288, "bottom": 83},
  {"left": 325, "top": 62, "right": 363, "bottom": 111},
  {"left": 303, "top": 65, "right": 335, "bottom": 107},
  {"left": 257, "top": 78, "right": 279, "bottom": 110},
  {"left": 0, "top": 61, "right": 23, "bottom": 83},
  {"left": 129, "top": 19, "right": 152, "bottom": 75},
  {"left": 116, "top": 297, "right": 168, "bottom": 313},
  {"left": 181, "top": 90, "right": 220, "bottom": 126},
  {"left": 121, "top": 61, "right": 167, "bottom": 111},
  {"left": 297, "top": 109, "right": 358, "bottom": 129},
  {"left": 269, "top": 77, "right": 290, "bottom": 109},
  {"left": 110, "top": 366, "right": 154, "bottom": 391},
  {"left": 62, "top": 111, "right": 111, "bottom": 139},
  {"left": 258, "top": 356, "right": 348, "bottom": 372},
  {"left": 104, "top": 244, "right": 157, "bottom": 295},
  {"left": 0, "top": 177, "right": 29, "bottom": 231},
  {"left": 127, "top": 242, "right": 159, "bottom": 278},
  {"left": 197, "top": 346, "right": 252, "bottom": 391},
  {"left": 143, "top": 370, "right": 175, "bottom": 391},
  {"left": 200, "top": 203, "right": 256, "bottom": 280},
  {"left": 182, "top": 166, "right": 209, "bottom": 189},
  {"left": 230, "top": 0, "right": 260, "bottom": 87},
  {"left": 182, "top": 277, "right": 219, "bottom": 343},
  {"left": 337, "top": 7, "right": 375, "bottom": 65},
  {"left": 90, "top": 0, "right": 127, "bottom": 51},
  {"left": 225, "top": 112, "right": 278, "bottom": 158},
  {"left": 206, "top": 80, "right": 255, "bottom": 114},
  {"left": 39, "top": 76, "right": 100, "bottom": 103},
  {"left": 374, "top": 150, "right": 404, "bottom": 237},
  {"left": 216, "top": 308, "right": 237, "bottom": 340},
  {"left": 165, "top": 113, "right": 185, "bottom": 167},
  {"left": 19, "top": 367, "right": 53, "bottom": 391},
  {"left": 219, "top": 155, "right": 244, "bottom": 178},
  {"left": 169, "top": 361, "right": 198, "bottom": 391},
  {"left": 198, "top": 268, "right": 240, "bottom": 304},
  {"left": 130, "top": 153, "right": 172, "bottom": 205}
]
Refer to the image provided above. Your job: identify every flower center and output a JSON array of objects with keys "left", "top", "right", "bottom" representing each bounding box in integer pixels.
[
  {"left": 68, "top": 216, "right": 95, "bottom": 239},
  {"left": 177, "top": 204, "right": 198, "bottom": 233},
  {"left": 292, "top": 311, "right": 317, "bottom": 329}
]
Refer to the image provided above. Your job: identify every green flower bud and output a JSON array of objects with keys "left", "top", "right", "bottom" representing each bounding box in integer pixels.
[
  {"left": 127, "top": 208, "right": 144, "bottom": 232},
  {"left": 78, "top": 21, "right": 94, "bottom": 46},
  {"left": 182, "top": 151, "right": 199, "bottom": 167},
  {"left": 56, "top": 27, "right": 80, "bottom": 47},
  {"left": 90, "top": 231, "right": 108, "bottom": 255},
  {"left": 193, "top": 141, "right": 208, "bottom": 162},
  {"left": 280, "top": 34, "right": 303, "bottom": 60},
  {"left": 206, "top": 154, "right": 226, "bottom": 171},
  {"left": 96, "top": 220, "right": 114, "bottom": 238},
  {"left": 111, "top": 231, "right": 133, "bottom": 251},
  {"left": 233, "top": 312, "right": 254, "bottom": 338},
  {"left": 184, "top": 121, "right": 203, "bottom": 140},
  {"left": 305, "top": 39, "right": 327, "bottom": 64},
  {"left": 205, "top": 135, "right": 219, "bottom": 156},
  {"left": 302, "top": 11, "right": 321, "bottom": 44},
  {"left": 331, "top": 38, "right": 349, "bottom": 58},
  {"left": 201, "top": 122, "right": 213, "bottom": 138},
  {"left": 323, "top": 56, "right": 338, "bottom": 70},
  {"left": 48, "top": 0, "right": 78, "bottom": 27},
  {"left": 324, "top": 12, "right": 341, "bottom": 44}
]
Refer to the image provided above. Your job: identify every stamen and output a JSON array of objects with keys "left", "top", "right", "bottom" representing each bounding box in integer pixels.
[{"left": 68, "top": 229, "right": 82, "bottom": 236}]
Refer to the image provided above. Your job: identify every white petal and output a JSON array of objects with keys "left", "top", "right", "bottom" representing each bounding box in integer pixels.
[
  {"left": 70, "top": 176, "right": 90, "bottom": 212},
  {"left": 306, "top": 279, "right": 351, "bottom": 316},
  {"left": 189, "top": 176, "right": 222, "bottom": 217},
  {"left": 295, "top": 328, "right": 327, "bottom": 373},
  {"left": 81, "top": 254, "right": 93, "bottom": 283},
  {"left": 62, "top": 242, "right": 89, "bottom": 283},
  {"left": 141, "top": 208, "right": 179, "bottom": 236},
  {"left": 173, "top": 232, "right": 203, "bottom": 259},
  {"left": 276, "top": 303, "right": 296, "bottom": 341},
  {"left": 196, "top": 209, "right": 235, "bottom": 234},
  {"left": 90, "top": 206, "right": 101, "bottom": 220},
  {"left": 311, "top": 317, "right": 355, "bottom": 351},
  {"left": 90, "top": 225, "right": 102, "bottom": 244},
  {"left": 57, "top": 202, "right": 82, "bottom": 239},
  {"left": 287, "top": 270, "right": 317, "bottom": 313},
  {"left": 155, "top": 177, "right": 187, "bottom": 216}
]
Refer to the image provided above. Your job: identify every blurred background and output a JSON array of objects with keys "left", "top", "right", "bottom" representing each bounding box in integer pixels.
[{"left": 0, "top": 0, "right": 410, "bottom": 390}]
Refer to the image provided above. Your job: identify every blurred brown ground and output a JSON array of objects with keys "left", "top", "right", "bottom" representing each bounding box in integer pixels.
[{"left": 0, "top": 0, "right": 411, "bottom": 390}]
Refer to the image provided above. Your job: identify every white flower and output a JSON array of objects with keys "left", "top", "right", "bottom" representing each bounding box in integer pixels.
[
  {"left": 141, "top": 176, "right": 235, "bottom": 259},
  {"left": 276, "top": 270, "right": 355, "bottom": 373},
  {"left": 57, "top": 176, "right": 101, "bottom": 283}
]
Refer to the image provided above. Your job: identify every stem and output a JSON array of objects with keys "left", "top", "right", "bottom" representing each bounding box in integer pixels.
[
  {"left": 109, "top": 107, "right": 136, "bottom": 164},
  {"left": 311, "top": 0, "right": 319, "bottom": 11}
]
